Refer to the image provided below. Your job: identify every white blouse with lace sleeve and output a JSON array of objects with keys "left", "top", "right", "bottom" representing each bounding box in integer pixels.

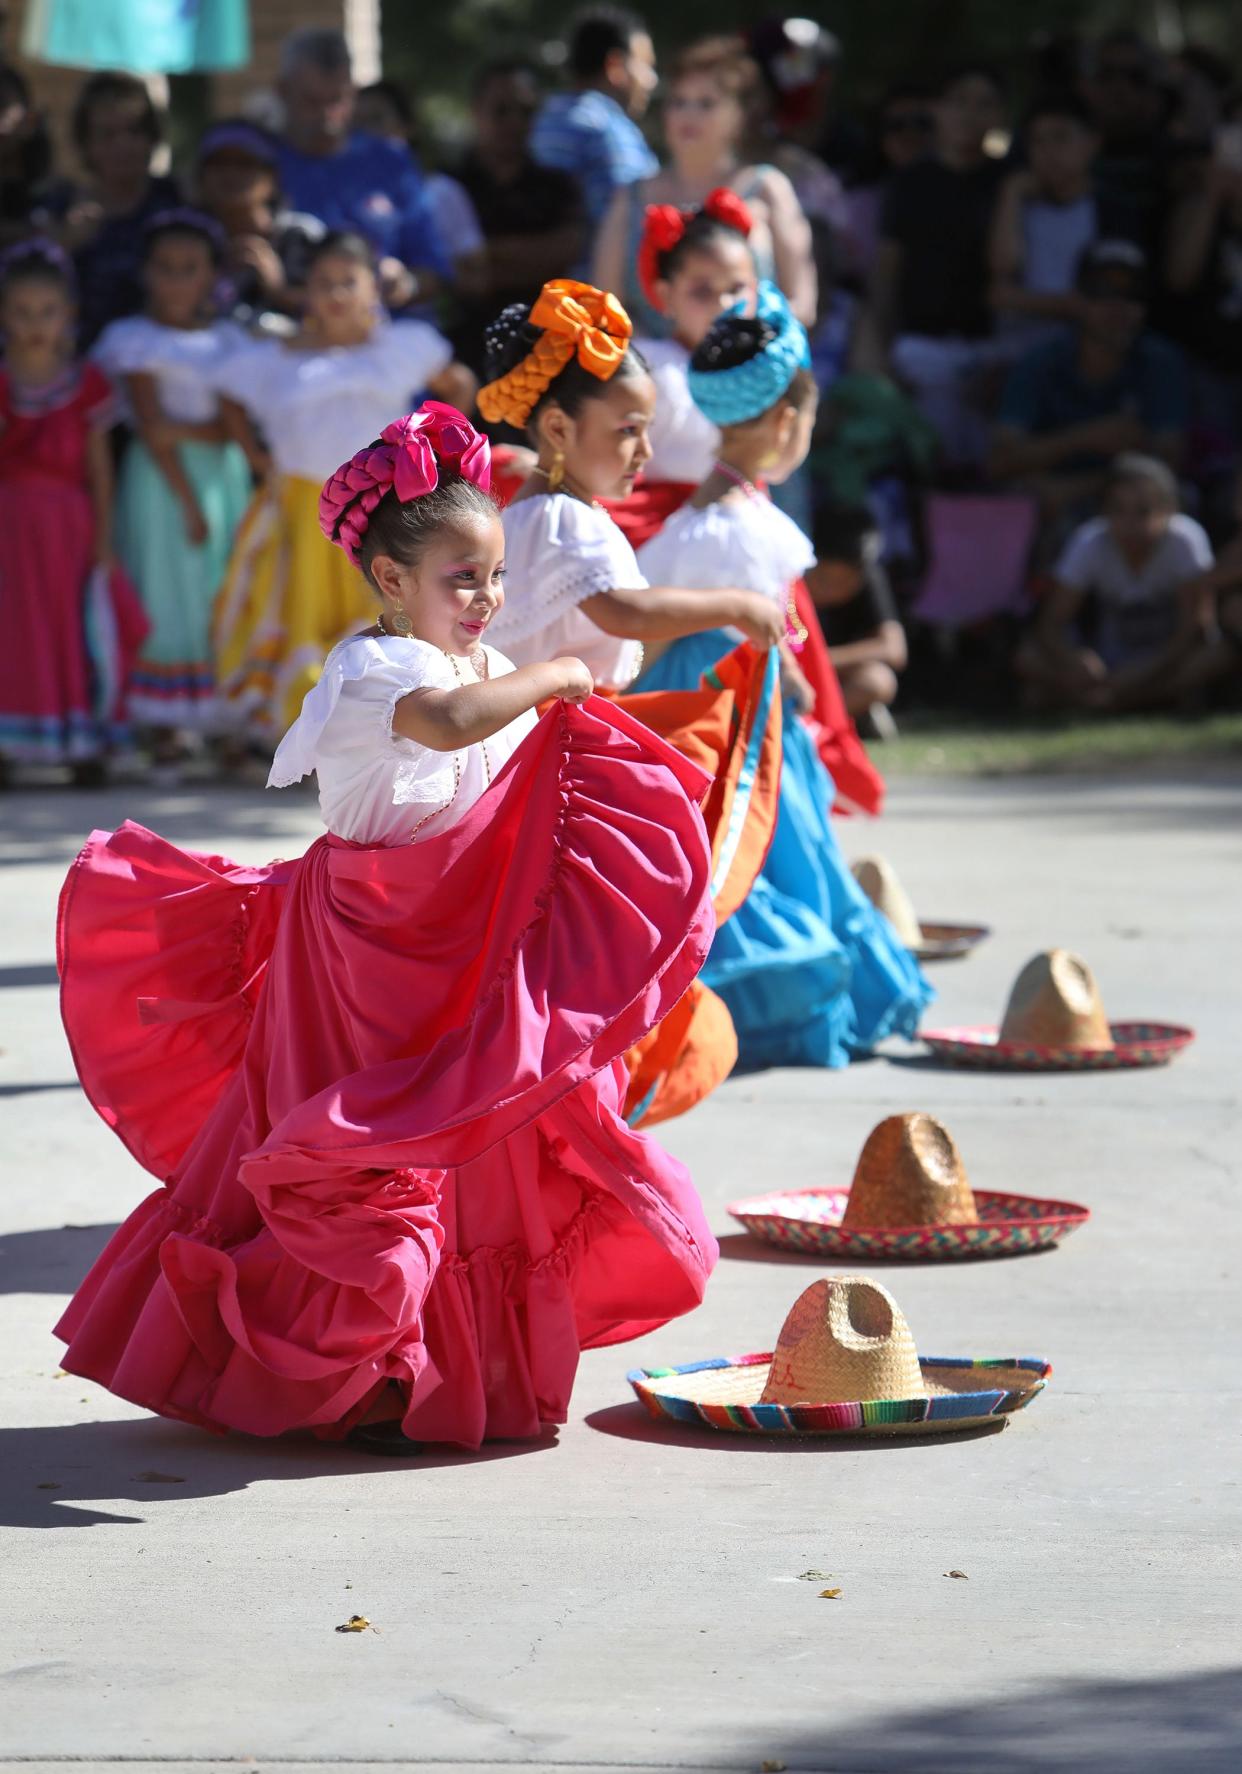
[
  {"left": 266, "top": 635, "right": 536, "bottom": 845},
  {"left": 490, "top": 493, "right": 645, "bottom": 689}
]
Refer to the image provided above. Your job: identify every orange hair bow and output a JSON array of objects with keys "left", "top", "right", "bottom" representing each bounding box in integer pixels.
[{"left": 478, "top": 279, "right": 633, "bottom": 430}]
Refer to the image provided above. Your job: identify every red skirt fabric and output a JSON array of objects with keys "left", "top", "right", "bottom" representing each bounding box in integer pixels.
[{"left": 55, "top": 698, "right": 719, "bottom": 1447}]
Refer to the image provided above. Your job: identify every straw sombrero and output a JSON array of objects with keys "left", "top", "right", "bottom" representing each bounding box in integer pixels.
[
  {"left": 629, "top": 1275, "right": 1050, "bottom": 1437},
  {"left": 728, "top": 1112, "right": 1090, "bottom": 1260},
  {"left": 852, "top": 854, "right": 988, "bottom": 962},
  {"left": 921, "top": 948, "right": 1194, "bottom": 1071}
]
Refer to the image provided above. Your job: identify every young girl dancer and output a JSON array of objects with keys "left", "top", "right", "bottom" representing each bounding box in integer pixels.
[
  {"left": 94, "top": 210, "right": 254, "bottom": 761},
  {"left": 55, "top": 403, "right": 717, "bottom": 1452},
  {"left": 478, "top": 279, "right": 788, "bottom": 1123},
  {"left": 615, "top": 199, "right": 886, "bottom": 817},
  {"left": 637, "top": 287, "right": 931, "bottom": 1069},
  {"left": 211, "top": 231, "right": 476, "bottom": 739},
  {"left": 0, "top": 241, "right": 143, "bottom": 784}
]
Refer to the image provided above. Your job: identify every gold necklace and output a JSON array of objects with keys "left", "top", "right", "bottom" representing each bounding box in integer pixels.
[{"left": 445, "top": 649, "right": 491, "bottom": 785}]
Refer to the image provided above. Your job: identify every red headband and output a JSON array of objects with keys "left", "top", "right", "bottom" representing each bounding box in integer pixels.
[
  {"left": 637, "top": 187, "right": 754, "bottom": 312},
  {"left": 318, "top": 402, "right": 492, "bottom": 566}
]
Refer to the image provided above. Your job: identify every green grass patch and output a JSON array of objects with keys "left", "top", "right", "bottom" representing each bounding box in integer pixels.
[{"left": 870, "top": 711, "right": 1242, "bottom": 777}]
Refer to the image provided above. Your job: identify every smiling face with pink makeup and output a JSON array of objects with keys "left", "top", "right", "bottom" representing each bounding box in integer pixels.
[{"left": 367, "top": 506, "right": 508, "bottom": 658}]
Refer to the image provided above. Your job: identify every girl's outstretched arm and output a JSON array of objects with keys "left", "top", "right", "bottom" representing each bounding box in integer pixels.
[
  {"left": 392, "top": 656, "right": 593, "bottom": 749},
  {"left": 581, "top": 585, "right": 786, "bottom": 650}
]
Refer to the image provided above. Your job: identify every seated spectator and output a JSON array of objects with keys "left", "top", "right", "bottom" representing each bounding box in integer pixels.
[
  {"left": 990, "top": 93, "right": 1125, "bottom": 352},
  {"left": 56, "top": 71, "right": 180, "bottom": 346},
  {"left": 273, "top": 28, "right": 445, "bottom": 309},
  {"left": 1016, "top": 453, "right": 1228, "bottom": 711},
  {"left": 1163, "top": 136, "right": 1242, "bottom": 440},
  {"left": 805, "top": 503, "right": 908, "bottom": 734},
  {"left": 871, "top": 62, "right": 1009, "bottom": 467},
  {"left": 354, "top": 79, "right": 489, "bottom": 304},
  {"left": 194, "top": 119, "right": 324, "bottom": 327},
  {"left": 453, "top": 58, "right": 585, "bottom": 376},
  {"left": 990, "top": 240, "right": 1188, "bottom": 529},
  {"left": 530, "top": 4, "right": 658, "bottom": 235}
]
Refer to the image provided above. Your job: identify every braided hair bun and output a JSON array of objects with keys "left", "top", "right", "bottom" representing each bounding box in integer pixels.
[
  {"left": 690, "top": 316, "right": 778, "bottom": 374},
  {"left": 483, "top": 303, "right": 537, "bottom": 384}
]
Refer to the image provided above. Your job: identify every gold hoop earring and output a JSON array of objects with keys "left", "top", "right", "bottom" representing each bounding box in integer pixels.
[
  {"left": 386, "top": 602, "right": 414, "bottom": 638},
  {"left": 547, "top": 449, "right": 566, "bottom": 493}
]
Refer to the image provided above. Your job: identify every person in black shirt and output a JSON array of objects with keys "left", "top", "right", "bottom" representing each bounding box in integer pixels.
[
  {"left": 871, "top": 62, "right": 1008, "bottom": 467},
  {"left": 805, "top": 504, "right": 907, "bottom": 735},
  {"left": 453, "top": 59, "right": 585, "bottom": 377}
]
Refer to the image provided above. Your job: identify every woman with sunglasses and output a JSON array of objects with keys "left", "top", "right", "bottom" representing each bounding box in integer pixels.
[
  {"left": 593, "top": 34, "right": 816, "bottom": 337},
  {"left": 845, "top": 84, "right": 937, "bottom": 280}
]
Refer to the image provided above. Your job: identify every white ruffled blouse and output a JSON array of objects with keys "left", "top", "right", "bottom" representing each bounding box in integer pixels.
[
  {"left": 638, "top": 494, "right": 814, "bottom": 633},
  {"left": 490, "top": 493, "right": 645, "bottom": 690},
  {"left": 212, "top": 320, "right": 453, "bottom": 482},
  {"left": 267, "top": 635, "right": 536, "bottom": 846},
  {"left": 92, "top": 315, "right": 251, "bottom": 423},
  {"left": 638, "top": 337, "right": 720, "bottom": 485}
]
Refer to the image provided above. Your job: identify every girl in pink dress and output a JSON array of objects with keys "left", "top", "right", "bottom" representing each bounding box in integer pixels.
[
  {"left": 0, "top": 241, "right": 143, "bottom": 782},
  {"left": 55, "top": 403, "right": 717, "bottom": 1454}
]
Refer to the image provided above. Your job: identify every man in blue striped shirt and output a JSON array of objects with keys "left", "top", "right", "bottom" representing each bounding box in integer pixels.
[{"left": 531, "top": 5, "right": 659, "bottom": 244}]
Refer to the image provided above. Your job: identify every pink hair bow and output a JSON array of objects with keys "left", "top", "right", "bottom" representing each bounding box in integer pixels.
[{"left": 319, "top": 403, "right": 492, "bottom": 565}]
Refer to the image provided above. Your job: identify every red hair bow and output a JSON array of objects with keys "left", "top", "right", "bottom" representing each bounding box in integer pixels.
[{"left": 637, "top": 187, "right": 754, "bottom": 312}]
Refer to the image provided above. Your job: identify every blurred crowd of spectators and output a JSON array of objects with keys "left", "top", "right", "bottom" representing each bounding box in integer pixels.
[{"left": 3, "top": 7, "right": 1241, "bottom": 719}]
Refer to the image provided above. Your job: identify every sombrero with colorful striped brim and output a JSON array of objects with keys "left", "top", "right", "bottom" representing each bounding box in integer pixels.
[
  {"left": 628, "top": 1276, "right": 1050, "bottom": 1438},
  {"left": 922, "top": 949, "right": 1194, "bottom": 1071},
  {"left": 728, "top": 1113, "right": 1089, "bottom": 1260},
  {"left": 920, "top": 1020, "right": 1194, "bottom": 1071}
]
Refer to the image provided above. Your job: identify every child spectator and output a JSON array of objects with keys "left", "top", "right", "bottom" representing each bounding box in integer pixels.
[
  {"left": 93, "top": 211, "right": 256, "bottom": 770},
  {"left": 1016, "top": 452, "right": 1228, "bottom": 711},
  {"left": 59, "top": 72, "right": 180, "bottom": 346},
  {"left": 805, "top": 504, "right": 907, "bottom": 735},
  {"left": 989, "top": 93, "right": 1114, "bottom": 352},
  {"left": 0, "top": 242, "right": 142, "bottom": 783},
  {"left": 210, "top": 231, "right": 475, "bottom": 738},
  {"left": 871, "top": 62, "right": 1008, "bottom": 466},
  {"left": 194, "top": 119, "right": 324, "bottom": 327}
]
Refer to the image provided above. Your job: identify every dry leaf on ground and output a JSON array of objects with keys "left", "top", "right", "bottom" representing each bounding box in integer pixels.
[{"left": 818, "top": 1588, "right": 843, "bottom": 1600}]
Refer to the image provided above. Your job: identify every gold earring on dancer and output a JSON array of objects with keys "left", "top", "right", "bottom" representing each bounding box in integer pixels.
[
  {"left": 547, "top": 449, "right": 566, "bottom": 493},
  {"left": 386, "top": 602, "right": 414, "bottom": 638}
]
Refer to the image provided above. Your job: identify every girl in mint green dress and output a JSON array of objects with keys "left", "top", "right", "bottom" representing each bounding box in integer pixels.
[{"left": 94, "top": 210, "right": 255, "bottom": 758}]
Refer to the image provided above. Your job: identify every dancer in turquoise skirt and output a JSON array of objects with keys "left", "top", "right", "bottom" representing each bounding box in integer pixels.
[
  {"left": 637, "top": 284, "right": 931, "bottom": 1068},
  {"left": 94, "top": 210, "right": 256, "bottom": 766}
]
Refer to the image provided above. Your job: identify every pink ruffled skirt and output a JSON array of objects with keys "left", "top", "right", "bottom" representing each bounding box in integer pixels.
[{"left": 55, "top": 699, "right": 719, "bottom": 1447}]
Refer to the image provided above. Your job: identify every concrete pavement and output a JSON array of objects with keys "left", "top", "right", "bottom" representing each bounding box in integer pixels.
[{"left": 1, "top": 766, "right": 1239, "bottom": 1773}]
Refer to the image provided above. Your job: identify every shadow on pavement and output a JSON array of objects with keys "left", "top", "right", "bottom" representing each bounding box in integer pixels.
[
  {"left": 744, "top": 1665, "right": 1242, "bottom": 1772},
  {"left": 584, "top": 1401, "right": 1006, "bottom": 1454},
  {"left": 0, "top": 1222, "right": 118, "bottom": 1294},
  {"left": 1, "top": 1417, "right": 559, "bottom": 1530},
  {"left": 0, "top": 962, "right": 60, "bottom": 989}
]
